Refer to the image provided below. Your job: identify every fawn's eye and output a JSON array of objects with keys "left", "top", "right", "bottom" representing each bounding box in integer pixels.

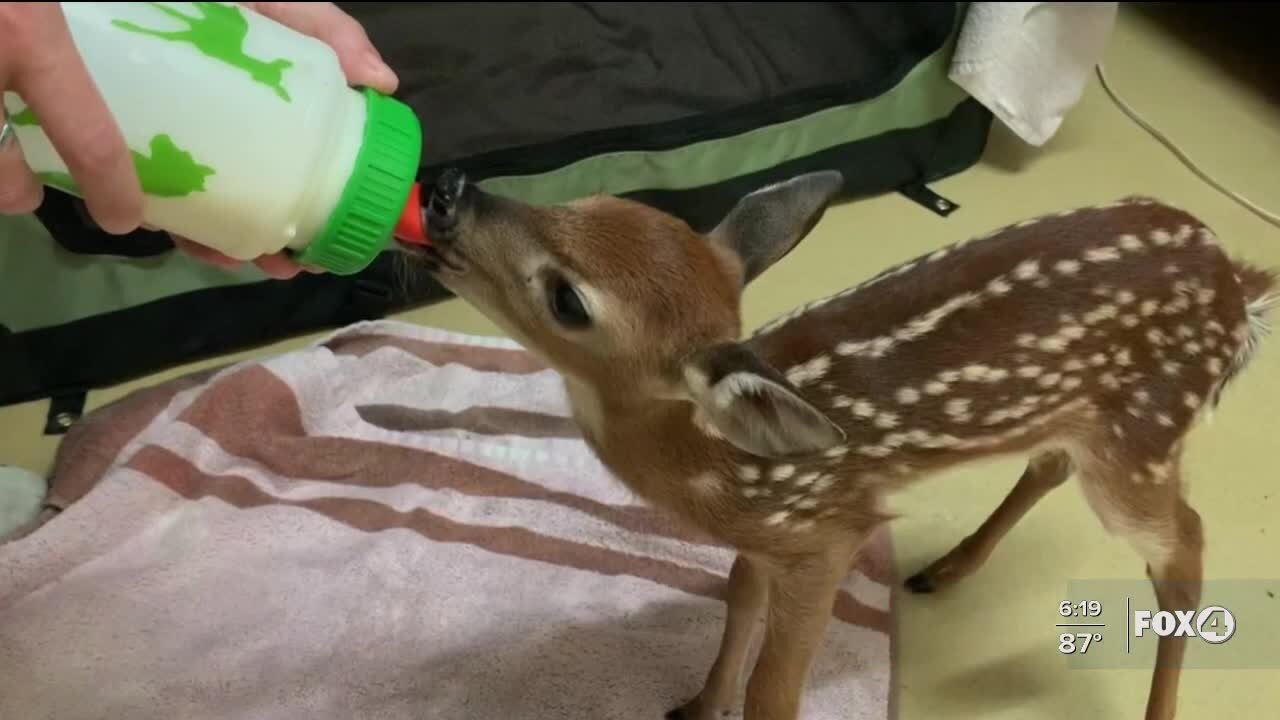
[{"left": 547, "top": 274, "right": 591, "bottom": 329}]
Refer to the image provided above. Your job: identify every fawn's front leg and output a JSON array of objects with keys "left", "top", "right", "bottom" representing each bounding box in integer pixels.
[
  {"left": 741, "top": 545, "right": 857, "bottom": 720},
  {"left": 668, "top": 554, "right": 769, "bottom": 720}
]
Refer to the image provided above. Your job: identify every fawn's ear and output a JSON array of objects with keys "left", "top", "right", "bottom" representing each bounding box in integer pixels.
[
  {"left": 681, "top": 342, "right": 846, "bottom": 459},
  {"left": 709, "top": 170, "right": 844, "bottom": 285}
]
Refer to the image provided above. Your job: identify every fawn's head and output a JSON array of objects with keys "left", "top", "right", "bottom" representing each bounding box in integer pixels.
[{"left": 406, "top": 169, "right": 848, "bottom": 458}]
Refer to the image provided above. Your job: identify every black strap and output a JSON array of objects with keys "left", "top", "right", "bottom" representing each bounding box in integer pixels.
[
  {"left": 899, "top": 182, "right": 959, "bottom": 218},
  {"left": 44, "top": 389, "right": 87, "bottom": 435}
]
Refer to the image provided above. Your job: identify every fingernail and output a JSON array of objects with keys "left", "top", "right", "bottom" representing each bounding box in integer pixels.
[{"left": 365, "top": 51, "right": 398, "bottom": 89}]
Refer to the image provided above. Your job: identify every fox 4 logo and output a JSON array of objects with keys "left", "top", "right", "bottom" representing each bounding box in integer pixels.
[{"left": 1133, "top": 606, "right": 1236, "bottom": 644}]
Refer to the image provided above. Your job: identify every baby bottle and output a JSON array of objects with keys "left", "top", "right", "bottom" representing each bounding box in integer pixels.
[{"left": 3, "top": 1, "right": 423, "bottom": 275}]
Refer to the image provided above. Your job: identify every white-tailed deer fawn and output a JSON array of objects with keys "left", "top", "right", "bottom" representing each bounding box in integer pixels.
[{"left": 401, "top": 168, "right": 1276, "bottom": 720}]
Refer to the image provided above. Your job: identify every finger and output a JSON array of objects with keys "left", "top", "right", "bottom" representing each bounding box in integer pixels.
[
  {"left": 174, "top": 235, "right": 306, "bottom": 280},
  {"left": 0, "top": 113, "right": 43, "bottom": 214},
  {"left": 244, "top": 2, "right": 398, "bottom": 93},
  {"left": 253, "top": 253, "right": 305, "bottom": 280},
  {"left": 172, "top": 236, "right": 242, "bottom": 270},
  {"left": 11, "top": 5, "right": 142, "bottom": 234}
]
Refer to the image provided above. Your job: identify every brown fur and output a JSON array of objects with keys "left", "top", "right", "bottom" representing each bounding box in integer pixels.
[{"left": 403, "top": 174, "right": 1275, "bottom": 720}]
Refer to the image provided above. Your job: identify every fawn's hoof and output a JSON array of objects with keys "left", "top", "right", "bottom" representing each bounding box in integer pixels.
[{"left": 904, "top": 572, "right": 936, "bottom": 594}]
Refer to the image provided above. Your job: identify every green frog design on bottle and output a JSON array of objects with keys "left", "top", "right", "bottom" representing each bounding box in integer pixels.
[{"left": 113, "top": 2, "right": 295, "bottom": 102}]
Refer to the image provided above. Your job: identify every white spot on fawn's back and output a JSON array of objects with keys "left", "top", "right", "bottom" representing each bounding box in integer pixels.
[
  {"left": 1014, "top": 260, "right": 1041, "bottom": 280},
  {"left": 1083, "top": 305, "right": 1119, "bottom": 325},
  {"left": 765, "top": 511, "right": 791, "bottom": 527},
  {"left": 770, "top": 465, "right": 796, "bottom": 482},
  {"left": 893, "top": 292, "right": 981, "bottom": 343},
  {"left": 835, "top": 340, "right": 868, "bottom": 357},
  {"left": 1039, "top": 336, "right": 1068, "bottom": 353},
  {"left": 1085, "top": 247, "right": 1122, "bottom": 263},
  {"left": 786, "top": 355, "right": 831, "bottom": 387},
  {"left": 987, "top": 278, "right": 1012, "bottom": 296},
  {"left": 962, "top": 364, "right": 1006, "bottom": 383}
]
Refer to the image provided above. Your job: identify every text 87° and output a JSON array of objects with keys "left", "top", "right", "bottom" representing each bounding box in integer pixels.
[{"left": 1060, "top": 633, "right": 1102, "bottom": 654}]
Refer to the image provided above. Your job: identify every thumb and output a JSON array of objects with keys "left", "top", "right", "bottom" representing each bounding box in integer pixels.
[{"left": 242, "top": 2, "right": 398, "bottom": 94}]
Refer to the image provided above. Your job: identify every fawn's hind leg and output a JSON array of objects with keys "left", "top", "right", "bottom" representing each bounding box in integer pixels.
[
  {"left": 905, "top": 449, "right": 1073, "bottom": 593},
  {"left": 1077, "top": 450, "right": 1203, "bottom": 720}
]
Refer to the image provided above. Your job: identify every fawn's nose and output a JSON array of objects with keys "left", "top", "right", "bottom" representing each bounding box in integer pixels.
[{"left": 425, "top": 168, "right": 467, "bottom": 237}]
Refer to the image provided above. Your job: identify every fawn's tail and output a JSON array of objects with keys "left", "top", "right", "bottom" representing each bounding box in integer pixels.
[{"left": 1215, "top": 261, "right": 1279, "bottom": 407}]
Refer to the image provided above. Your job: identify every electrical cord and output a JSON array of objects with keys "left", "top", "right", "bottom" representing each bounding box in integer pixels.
[{"left": 1095, "top": 62, "right": 1280, "bottom": 229}]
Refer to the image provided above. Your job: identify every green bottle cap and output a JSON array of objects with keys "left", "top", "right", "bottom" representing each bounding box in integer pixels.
[{"left": 295, "top": 88, "right": 422, "bottom": 275}]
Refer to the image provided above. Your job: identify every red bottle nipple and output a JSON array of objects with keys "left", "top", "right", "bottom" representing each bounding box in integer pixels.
[{"left": 393, "top": 181, "right": 431, "bottom": 246}]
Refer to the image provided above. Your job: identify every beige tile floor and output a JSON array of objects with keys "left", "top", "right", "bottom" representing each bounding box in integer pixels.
[{"left": 2, "top": 5, "right": 1277, "bottom": 718}]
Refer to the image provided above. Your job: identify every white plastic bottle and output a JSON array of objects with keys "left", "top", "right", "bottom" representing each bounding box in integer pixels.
[{"left": 3, "top": 1, "right": 423, "bottom": 275}]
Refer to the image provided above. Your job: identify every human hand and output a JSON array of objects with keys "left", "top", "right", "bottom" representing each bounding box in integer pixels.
[
  {"left": 0, "top": 2, "right": 143, "bottom": 233},
  {"left": 0, "top": 2, "right": 398, "bottom": 280}
]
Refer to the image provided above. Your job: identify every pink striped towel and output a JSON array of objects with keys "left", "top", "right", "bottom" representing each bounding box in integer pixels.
[{"left": 0, "top": 320, "right": 895, "bottom": 720}]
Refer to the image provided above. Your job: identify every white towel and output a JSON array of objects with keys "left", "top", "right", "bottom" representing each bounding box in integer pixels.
[
  {"left": 950, "top": 2, "right": 1119, "bottom": 146},
  {"left": 0, "top": 320, "right": 896, "bottom": 720}
]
